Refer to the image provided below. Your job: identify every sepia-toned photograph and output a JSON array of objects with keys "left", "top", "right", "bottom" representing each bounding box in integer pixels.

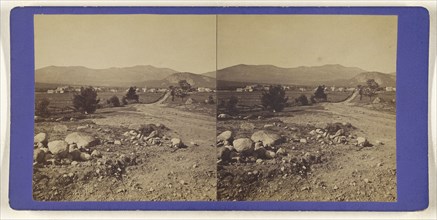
[
  {"left": 32, "top": 14, "right": 397, "bottom": 202},
  {"left": 33, "top": 15, "right": 217, "bottom": 201},
  {"left": 216, "top": 15, "right": 398, "bottom": 201}
]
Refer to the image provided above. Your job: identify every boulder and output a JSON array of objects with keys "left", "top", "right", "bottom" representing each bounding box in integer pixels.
[
  {"left": 48, "top": 140, "right": 69, "bottom": 158},
  {"left": 171, "top": 138, "right": 184, "bottom": 148},
  {"left": 251, "top": 130, "right": 283, "bottom": 147},
  {"left": 65, "top": 132, "right": 99, "bottom": 149},
  {"left": 232, "top": 138, "right": 254, "bottom": 154},
  {"left": 357, "top": 137, "right": 369, "bottom": 146},
  {"left": 53, "top": 124, "right": 68, "bottom": 133},
  {"left": 34, "top": 133, "right": 48, "bottom": 144},
  {"left": 240, "top": 122, "right": 255, "bottom": 131},
  {"left": 33, "top": 149, "right": 45, "bottom": 163},
  {"left": 217, "top": 131, "right": 233, "bottom": 142}
]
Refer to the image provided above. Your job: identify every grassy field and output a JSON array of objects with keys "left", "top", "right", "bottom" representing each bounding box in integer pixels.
[
  {"left": 217, "top": 90, "right": 352, "bottom": 111},
  {"left": 35, "top": 91, "right": 165, "bottom": 109}
]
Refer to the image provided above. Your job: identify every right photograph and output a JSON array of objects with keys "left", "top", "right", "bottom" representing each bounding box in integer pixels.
[{"left": 216, "top": 15, "right": 398, "bottom": 201}]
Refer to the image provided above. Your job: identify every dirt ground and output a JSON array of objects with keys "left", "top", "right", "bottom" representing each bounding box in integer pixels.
[
  {"left": 217, "top": 101, "right": 397, "bottom": 201},
  {"left": 33, "top": 97, "right": 217, "bottom": 201}
]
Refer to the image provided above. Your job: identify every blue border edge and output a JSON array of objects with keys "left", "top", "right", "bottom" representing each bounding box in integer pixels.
[{"left": 9, "top": 7, "right": 430, "bottom": 211}]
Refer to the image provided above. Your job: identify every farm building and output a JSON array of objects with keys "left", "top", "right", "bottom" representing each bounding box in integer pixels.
[{"left": 385, "top": 87, "right": 395, "bottom": 92}]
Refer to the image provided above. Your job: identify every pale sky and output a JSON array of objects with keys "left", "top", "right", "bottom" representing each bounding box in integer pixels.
[
  {"left": 34, "top": 15, "right": 216, "bottom": 73},
  {"left": 35, "top": 15, "right": 397, "bottom": 74},
  {"left": 218, "top": 15, "right": 397, "bottom": 73}
]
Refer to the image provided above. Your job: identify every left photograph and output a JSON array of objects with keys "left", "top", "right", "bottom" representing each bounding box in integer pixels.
[{"left": 32, "top": 15, "right": 217, "bottom": 201}]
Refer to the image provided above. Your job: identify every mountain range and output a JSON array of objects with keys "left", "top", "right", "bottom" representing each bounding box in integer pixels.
[{"left": 35, "top": 64, "right": 396, "bottom": 88}]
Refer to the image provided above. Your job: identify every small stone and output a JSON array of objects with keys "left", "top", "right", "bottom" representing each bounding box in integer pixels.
[
  {"left": 114, "top": 140, "right": 122, "bottom": 145},
  {"left": 333, "top": 185, "right": 339, "bottom": 190},
  {"left": 256, "top": 159, "right": 263, "bottom": 164},
  {"left": 91, "top": 150, "right": 102, "bottom": 158},
  {"left": 68, "top": 173, "right": 74, "bottom": 178},
  {"left": 171, "top": 138, "right": 184, "bottom": 148},
  {"left": 71, "top": 161, "right": 78, "bottom": 166},
  {"left": 80, "top": 152, "right": 92, "bottom": 161},
  {"left": 364, "top": 178, "right": 371, "bottom": 183},
  {"left": 300, "top": 138, "right": 307, "bottom": 143},
  {"left": 179, "top": 180, "right": 186, "bottom": 185}
]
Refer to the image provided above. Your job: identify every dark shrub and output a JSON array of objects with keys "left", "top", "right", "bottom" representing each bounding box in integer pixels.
[
  {"left": 72, "top": 87, "right": 100, "bottom": 114},
  {"left": 108, "top": 96, "right": 121, "bottom": 107},
  {"left": 261, "top": 85, "right": 288, "bottom": 112},
  {"left": 35, "top": 98, "right": 50, "bottom": 116},
  {"left": 226, "top": 96, "right": 239, "bottom": 114},
  {"left": 295, "top": 94, "right": 309, "bottom": 106}
]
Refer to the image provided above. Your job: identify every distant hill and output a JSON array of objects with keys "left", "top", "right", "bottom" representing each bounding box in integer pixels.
[
  {"left": 347, "top": 72, "right": 396, "bottom": 87},
  {"left": 202, "top": 71, "right": 216, "bottom": 78},
  {"left": 213, "top": 64, "right": 367, "bottom": 85},
  {"left": 35, "top": 65, "right": 178, "bottom": 87},
  {"left": 140, "top": 72, "right": 216, "bottom": 88}
]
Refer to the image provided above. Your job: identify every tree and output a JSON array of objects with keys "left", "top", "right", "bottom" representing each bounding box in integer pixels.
[
  {"left": 35, "top": 98, "right": 50, "bottom": 116},
  {"left": 363, "top": 79, "right": 379, "bottom": 101},
  {"left": 125, "top": 87, "right": 139, "bottom": 102},
  {"left": 108, "top": 96, "right": 121, "bottom": 107},
  {"left": 314, "top": 85, "right": 327, "bottom": 102},
  {"left": 175, "top": 89, "right": 188, "bottom": 101},
  {"left": 178, "top": 80, "right": 191, "bottom": 91},
  {"left": 72, "top": 87, "right": 100, "bottom": 114},
  {"left": 226, "top": 96, "right": 239, "bottom": 114},
  {"left": 261, "top": 85, "right": 289, "bottom": 112}
]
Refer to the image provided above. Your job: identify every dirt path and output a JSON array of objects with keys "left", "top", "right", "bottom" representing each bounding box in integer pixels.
[{"left": 342, "top": 90, "right": 359, "bottom": 103}]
